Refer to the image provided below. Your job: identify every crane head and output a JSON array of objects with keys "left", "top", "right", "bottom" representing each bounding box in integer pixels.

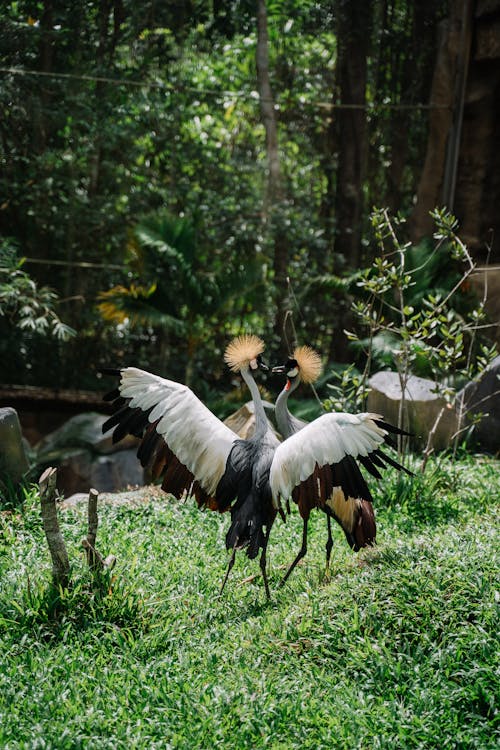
[
  {"left": 224, "top": 334, "right": 268, "bottom": 374},
  {"left": 272, "top": 345, "right": 322, "bottom": 385}
]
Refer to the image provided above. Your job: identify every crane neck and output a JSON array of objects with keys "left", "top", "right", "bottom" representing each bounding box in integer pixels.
[
  {"left": 274, "top": 377, "right": 301, "bottom": 439},
  {"left": 240, "top": 365, "right": 268, "bottom": 440}
]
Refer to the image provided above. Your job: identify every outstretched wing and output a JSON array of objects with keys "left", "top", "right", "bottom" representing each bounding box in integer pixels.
[
  {"left": 270, "top": 411, "right": 411, "bottom": 507},
  {"left": 101, "top": 367, "right": 238, "bottom": 510}
]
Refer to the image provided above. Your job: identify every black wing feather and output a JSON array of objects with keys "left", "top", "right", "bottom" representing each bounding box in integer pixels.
[
  {"left": 358, "top": 454, "right": 383, "bottom": 480},
  {"left": 374, "top": 448, "right": 413, "bottom": 476}
]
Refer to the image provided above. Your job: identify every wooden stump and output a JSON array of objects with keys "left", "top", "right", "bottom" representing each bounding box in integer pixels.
[
  {"left": 38, "top": 469, "right": 115, "bottom": 589},
  {"left": 82, "top": 487, "right": 116, "bottom": 571},
  {"left": 39, "top": 467, "right": 70, "bottom": 588}
]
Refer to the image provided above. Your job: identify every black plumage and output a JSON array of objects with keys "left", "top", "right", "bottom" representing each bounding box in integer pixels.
[{"left": 98, "top": 336, "right": 279, "bottom": 598}]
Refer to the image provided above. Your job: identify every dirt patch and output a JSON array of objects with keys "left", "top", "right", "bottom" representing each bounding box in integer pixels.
[{"left": 60, "top": 485, "right": 165, "bottom": 509}]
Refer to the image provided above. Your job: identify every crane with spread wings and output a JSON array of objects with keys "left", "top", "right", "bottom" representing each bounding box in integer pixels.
[{"left": 100, "top": 335, "right": 280, "bottom": 598}]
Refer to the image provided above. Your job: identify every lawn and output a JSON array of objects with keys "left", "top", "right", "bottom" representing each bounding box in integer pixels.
[{"left": 0, "top": 455, "right": 499, "bottom": 749}]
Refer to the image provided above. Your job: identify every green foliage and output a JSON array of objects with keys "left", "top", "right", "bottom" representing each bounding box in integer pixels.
[
  {"left": 0, "top": 240, "right": 77, "bottom": 385},
  {"left": 0, "top": 457, "right": 499, "bottom": 748},
  {"left": 0, "top": 242, "right": 75, "bottom": 341},
  {"left": 324, "top": 363, "right": 367, "bottom": 413},
  {"left": 0, "top": 1, "right": 491, "bottom": 391},
  {"left": 343, "top": 209, "right": 498, "bottom": 440},
  {"left": 98, "top": 212, "right": 266, "bottom": 382},
  {"left": 99, "top": 213, "right": 264, "bottom": 330},
  {"left": 0, "top": 474, "right": 34, "bottom": 511}
]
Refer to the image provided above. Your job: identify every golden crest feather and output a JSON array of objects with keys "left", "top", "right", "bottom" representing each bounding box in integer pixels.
[
  {"left": 293, "top": 345, "right": 322, "bottom": 383},
  {"left": 224, "top": 334, "right": 265, "bottom": 373}
]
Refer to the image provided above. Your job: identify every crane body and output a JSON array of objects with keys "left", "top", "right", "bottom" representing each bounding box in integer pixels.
[
  {"left": 271, "top": 346, "right": 410, "bottom": 584},
  {"left": 101, "top": 335, "right": 278, "bottom": 597}
]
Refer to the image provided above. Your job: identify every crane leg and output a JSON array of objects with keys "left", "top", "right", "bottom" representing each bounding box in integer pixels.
[
  {"left": 280, "top": 518, "right": 308, "bottom": 587},
  {"left": 259, "top": 519, "right": 275, "bottom": 601},
  {"left": 219, "top": 542, "right": 238, "bottom": 597},
  {"left": 325, "top": 514, "right": 333, "bottom": 579}
]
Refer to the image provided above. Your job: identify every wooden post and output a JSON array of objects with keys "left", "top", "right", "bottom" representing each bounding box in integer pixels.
[
  {"left": 39, "top": 467, "right": 70, "bottom": 588},
  {"left": 84, "top": 488, "right": 100, "bottom": 569},
  {"left": 82, "top": 487, "right": 116, "bottom": 571}
]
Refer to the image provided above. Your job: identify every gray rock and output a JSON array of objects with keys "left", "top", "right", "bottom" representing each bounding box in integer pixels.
[
  {"left": 457, "top": 355, "right": 500, "bottom": 454},
  {"left": 470, "top": 268, "right": 500, "bottom": 350},
  {"left": 34, "top": 411, "right": 143, "bottom": 497},
  {"left": 54, "top": 447, "right": 144, "bottom": 498},
  {"left": 90, "top": 450, "right": 144, "bottom": 493},
  {"left": 224, "top": 401, "right": 279, "bottom": 439},
  {"left": 0, "top": 407, "right": 30, "bottom": 484},
  {"left": 367, "top": 371, "right": 459, "bottom": 450},
  {"left": 35, "top": 411, "right": 139, "bottom": 460},
  {"left": 56, "top": 448, "right": 94, "bottom": 498}
]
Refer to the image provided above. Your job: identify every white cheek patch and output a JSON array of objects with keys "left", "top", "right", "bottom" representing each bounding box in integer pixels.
[
  {"left": 287, "top": 367, "right": 298, "bottom": 377},
  {"left": 250, "top": 358, "right": 258, "bottom": 370}
]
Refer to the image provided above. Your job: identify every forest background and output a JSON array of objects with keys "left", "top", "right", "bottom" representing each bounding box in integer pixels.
[{"left": 1, "top": 0, "right": 499, "bottom": 402}]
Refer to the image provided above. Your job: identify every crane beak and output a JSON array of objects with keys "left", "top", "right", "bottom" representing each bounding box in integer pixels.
[
  {"left": 259, "top": 359, "right": 270, "bottom": 372},
  {"left": 271, "top": 365, "right": 286, "bottom": 374}
]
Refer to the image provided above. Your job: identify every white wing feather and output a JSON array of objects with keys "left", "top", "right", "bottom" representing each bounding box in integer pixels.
[
  {"left": 270, "top": 412, "right": 388, "bottom": 502},
  {"left": 119, "top": 367, "right": 237, "bottom": 495}
]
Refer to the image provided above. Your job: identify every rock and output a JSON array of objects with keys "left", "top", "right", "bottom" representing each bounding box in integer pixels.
[
  {"left": 55, "top": 449, "right": 94, "bottom": 498},
  {"left": 367, "top": 371, "right": 459, "bottom": 450},
  {"left": 61, "top": 485, "right": 164, "bottom": 509},
  {"left": 89, "top": 450, "right": 144, "bottom": 493},
  {"left": 456, "top": 355, "right": 500, "bottom": 454},
  {"left": 34, "top": 412, "right": 143, "bottom": 497},
  {"left": 224, "top": 401, "right": 279, "bottom": 439},
  {"left": 35, "top": 412, "right": 139, "bottom": 460},
  {"left": 0, "top": 407, "right": 30, "bottom": 484},
  {"left": 51, "top": 447, "right": 144, "bottom": 498},
  {"left": 469, "top": 267, "right": 500, "bottom": 349}
]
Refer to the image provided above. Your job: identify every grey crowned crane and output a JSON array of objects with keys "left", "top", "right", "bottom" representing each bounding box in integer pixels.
[
  {"left": 270, "top": 346, "right": 412, "bottom": 585},
  {"left": 100, "top": 335, "right": 280, "bottom": 598}
]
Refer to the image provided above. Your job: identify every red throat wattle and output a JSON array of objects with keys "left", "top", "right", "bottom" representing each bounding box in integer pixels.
[{"left": 285, "top": 379, "right": 291, "bottom": 391}]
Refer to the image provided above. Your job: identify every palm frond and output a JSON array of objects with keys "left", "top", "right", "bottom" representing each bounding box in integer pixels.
[{"left": 97, "top": 284, "right": 185, "bottom": 334}]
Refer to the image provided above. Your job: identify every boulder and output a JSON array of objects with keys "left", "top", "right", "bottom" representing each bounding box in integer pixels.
[
  {"left": 223, "top": 401, "right": 279, "bottom": 439},
  {"left": 0, "top": 407, "right": 30, "bottom": 484},
  {"left": 456, "top": 355, "right": 500, "bottom": 454},
  {"left": 367, "top": 372, "right": 459, "bottom": 450},
  {"left": 34, "top": 412, "right": 143, "bottom": 497},
  {"left": 89, "top": 450, "right": 144, "bottom": 493},
  {"left": 55, "top": 448, "right": 94, "bottom": 498},
  {"left": 56, "top": 448, "right": 144, "bottom": 497},
  {"left": 35, "top": 412, "right": 139, "bottom": 460},
  {"left": 469, "top": 267, "right": 500, "bottom": 349}
]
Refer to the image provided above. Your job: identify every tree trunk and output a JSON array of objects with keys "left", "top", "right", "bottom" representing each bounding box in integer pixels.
[
  {"left": 33, "top": 0, "right": 54, "bottom": 154},
  {"left": 333, "top": 0, "right": 371, "bottom": 270},
  {"left": 255, "top": 0, "right": 289, "bottom": 352},
  {"left": 454, "top": 1, "right": 500, "bottom": 262},
  {"left": 409, "top": 0, "right": 466, "bottom": 241},
  {"left": 327, "top": 0, "right": 371, "bottom": 363}
]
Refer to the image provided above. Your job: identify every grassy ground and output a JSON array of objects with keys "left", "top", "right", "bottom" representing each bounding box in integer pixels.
[{"left": 0, "top": 455, "right": 499, "bottom": 749}]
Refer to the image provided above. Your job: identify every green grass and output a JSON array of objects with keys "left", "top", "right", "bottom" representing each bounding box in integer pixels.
[{"left": 0, "top": 456, "right": 499, "bottom": 749}]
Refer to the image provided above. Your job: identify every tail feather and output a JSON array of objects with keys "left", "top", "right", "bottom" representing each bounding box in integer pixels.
[
  {"left": 374, "top": 448, "right": 414, "bottom": 476},
  {"left": 353, "top": 500, "right": 376, "bottom": 549},
  {"left": 226, "top": 492, "right": 267, "bottom": 560}
]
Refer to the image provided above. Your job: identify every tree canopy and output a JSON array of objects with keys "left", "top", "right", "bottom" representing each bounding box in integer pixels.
[{"left": 1, "top": 0, "right": 497, "bottom": 392}]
